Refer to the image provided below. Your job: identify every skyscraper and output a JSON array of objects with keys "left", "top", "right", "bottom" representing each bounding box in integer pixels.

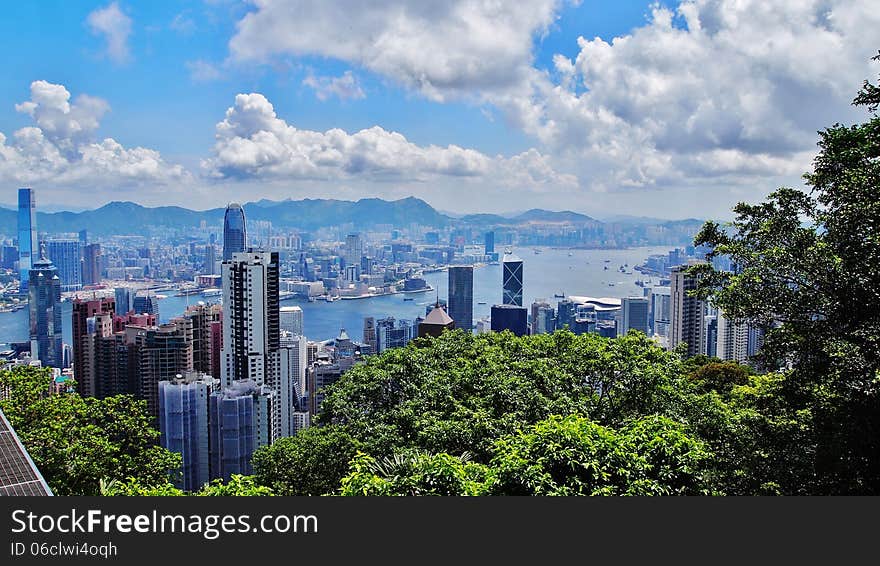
[
  {"left": 491, "top": 304, "right": 528, "bottom": 336},
  {"left": 447, "top": 265, "right": 474, "bottom": 331},
  {"left": 17, "top": 188, "right": 37, "bottom": 293},
  {"left": 279, "top": 333, "right": 307, "bottom": 437},
  {"left": 484, "top": 231, "right": 495, "bottom": 254},
  {"left": 555, "top": 298, "right": 576, "bottom": 331},
  {"left": 203, "top": 244, "right": 217, "bottom": 275},
  {"left": 183, "top": 303, "right": 223, "bottom": 376},
  {"left": 28, "top": 248, "right": 63, "bottom": 368},
  {"left": 222, "top": 203, "right": 247, "bottom": 261},
  {"left": 620, "top": 297, "right": 650, "bottom": 335},
  {"left": 133, "top": 292, "right": 160, "bottom": 317},
  {"left": 716, "top": 311, "right": 763, "bottom": 365},
  {"left": 502, "top": 253, "right": 524, "bottom": 306},
  {"left": 221, "top": 251, "right": 281, "bottom": 389},
  {"left": 704, "top": 314, "right": 718, "bottom": 358},
  {"left": 362, "top": 317, "right": 377, "bottom": 354},
  {"left": 114, "top": 287, "right": 132, "bottom": 314},
  {"left": 649, "top": 286, "right": 672, "bottom": 344},
  {"left": 530, "top": 300, "right": 555, "bottom": 335},
  {"left": 72, "top": 296, "right": 115, "bottom": 397},
  {"left": 344, "top": 233, "right": 362, "bottom": 279},
  {"left": 158, "top": 372, "right": 218, "bottom": 491},
  {"left": 81, "top": 243, "right": 102, "bottom": 286},
  {"left": 46, "top": 239, "right": 82, "bottom": 292},
  {"left": 208, "top": 381, "right": 260, "bottom": 480},
  {"left": 280, "top": 306, "right": 304, "bottom": 337},
  {"left": 137, "top": 319, "right": 195, "bottom": 419},
  {"left": 670, "top": 263, "right": 706, "bottom": 357},
  {"left": 375, "top": 317, "right": 414, "bottom": 352}
]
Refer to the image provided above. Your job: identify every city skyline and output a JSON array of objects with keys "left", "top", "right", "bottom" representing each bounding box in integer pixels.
[{"left": 0, "top": 1, "right": 878, "bottom": 218}]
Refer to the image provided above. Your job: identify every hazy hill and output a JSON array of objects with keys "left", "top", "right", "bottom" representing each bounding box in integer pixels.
[{"left": 0, "top": 196, "right": 450, "bottom": 236}]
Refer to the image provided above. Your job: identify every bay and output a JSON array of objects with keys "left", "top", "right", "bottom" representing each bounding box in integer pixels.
[{"left": 0, "top": 246, "right": 670, "bottom": 346}]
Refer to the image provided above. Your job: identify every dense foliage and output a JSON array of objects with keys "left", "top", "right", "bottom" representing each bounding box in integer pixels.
[
  {"left": 101, "top": 475, "right": 273, "bottom": 496},
  {"left": 691, "top": 56, "right": 880, "bottom": 493},
  {"left": 255, "top": 330, "right": 770, "bottom": 495},
  {"left": 0, "top": 366, "right": 181, "bottom": 496}
]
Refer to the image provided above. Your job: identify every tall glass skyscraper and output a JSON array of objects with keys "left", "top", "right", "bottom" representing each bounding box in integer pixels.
[
  {"left": 223, "top": 203, "right": 247, "bottom": 261},
  {"left": 159, "top": 373, "right": 218, "bottom": 491},
  {"left": 17, "top": 188, "right": 37, "bottom": 293},
  {"left": 491, "top": 304, "right": 528, "bottom": 336},
  {"left": 28, "top": 248, "right": 63, "bottom": 368},
  {"left": 447, "top": 265, "right": 474, "bottom": 331},
  {"left": 620, "top": 297, "right": 650, "bottom": 335},
  {"left": 502, "top": 253, "right": 524, "bottom": 306},
  {"left": 46, "top": 239, "right": 82, "bottom": 292},
  {"left": 133, "top": 292, "right": 160, "bottom": 317}
]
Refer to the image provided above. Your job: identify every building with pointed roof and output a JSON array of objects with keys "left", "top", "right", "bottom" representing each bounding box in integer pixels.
[{"left": 418, "top": 301, "right": 455, "bottom": 338}]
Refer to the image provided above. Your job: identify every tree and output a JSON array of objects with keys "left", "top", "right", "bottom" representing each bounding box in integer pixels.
[
  {"left": 101, "top": 475, "right": 272, "bottom": 496},
  {"left": 687, "top": 360, "right": 753, "bottom": 395},
  {"left": 487, "top": 414, "right": 713, "bottom": 496},
  {"left": 252, "top": 425, "right": 360, "bottom": 495},
  {"left": 340, "top": 451, "right": 489, "bottom": 496},
  {"left": 317, "top": 329, "right": 683, "bottom": 462},
  {"left": 0, "top": 366, "right": 181, "bottom": 496},
  {"left": 690, "top": 57, "right": 880, "bottom": 493}
]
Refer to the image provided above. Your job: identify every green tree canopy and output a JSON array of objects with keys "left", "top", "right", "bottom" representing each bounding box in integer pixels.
[
  {"left": 101, "top": 474, "right": 273, "bottom": 496},
  {"left": 253, "top": 425, "right": 360, "bottom": 495},
  {"left": 340, "top": 451, "right": 489, "bottom": 496},
  {"left": 690, "top": 56, "right": 880, "bottom": 493},
  {"left": 0, "top": 366, "right": 180, "bottom": 496},
  {"left": 488, "top": 414, "right": 713, "bottom": 496}
]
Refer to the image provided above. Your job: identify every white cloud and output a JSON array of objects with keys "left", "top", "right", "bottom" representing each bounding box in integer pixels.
[
  {"left": 186, "top": 60, "right": 222, "bottom": 82},
  {"left": 86, "top": 2, "right": 133, "bottom": 64},
  {"left": 302, "top": 71, "right": 365, "bottom": 101},
  {"left": 222, "top": 0, "right": 880, "bottom": 212},
  {"left": 14, "top": 80, "right": 109, "bottom": 152},
  {"left": 496, "top": 0, "right": 880, "bottom": 192},
  {"left": 229, "top": 0, "right": 567, "bottom": 101},
  {"left": 202, "top": 92, "right": 573, "bottom": 191},
  {"left": 0, "top": 81, "right": 189, "bottom": 189}
]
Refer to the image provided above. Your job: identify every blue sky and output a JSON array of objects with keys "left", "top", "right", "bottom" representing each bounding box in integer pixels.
[{"left": 0, "top": 1, "right": 877, "bottom": 218}]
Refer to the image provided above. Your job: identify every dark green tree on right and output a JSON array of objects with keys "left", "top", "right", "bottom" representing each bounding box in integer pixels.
[{"left": 690, "top": 53, "right": 880, "bottom": 494}]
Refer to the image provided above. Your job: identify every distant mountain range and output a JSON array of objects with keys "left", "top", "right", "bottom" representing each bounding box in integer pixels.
[{"left": 0, "top": 196, "right": 700, "bottom": 239}]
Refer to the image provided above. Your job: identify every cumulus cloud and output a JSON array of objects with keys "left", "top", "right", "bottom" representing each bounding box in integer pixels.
[
  {"left": 202, "top": 92, "right": 573, "bottom": 190},
  {"left": 499, "top": 0, "right": 880, "bottom": 190},
  {"left": 86, "top": 2, "right": 133, "bottom": 64},
  {"left": 14, "top": 80, "right": 109, "bottom": 152},
  {"left": 229, "top": 0, "right": 566, "bottom": 101},
  {"left": 302, "top": 71, "right": 365, "bottom": 101},
  {"left": 223, "top": 0, "right": 880, "bottom": 204},
  {"left": 0, "top": 81, "right": 189, "bottom": 188}
]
